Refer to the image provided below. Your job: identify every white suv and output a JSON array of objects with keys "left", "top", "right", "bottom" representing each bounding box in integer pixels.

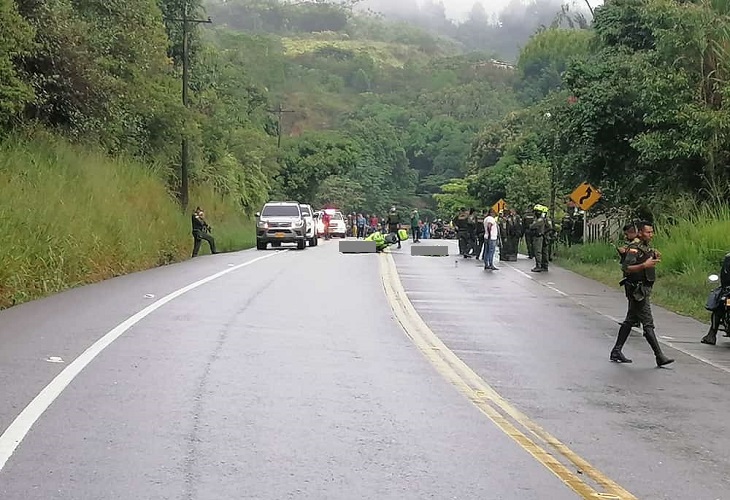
[
  {"left": 255, "top": 201, "right": 308, "bottom": 250},
  {"left": 299, "top": 204, "right": 318, "bottom": 247}
]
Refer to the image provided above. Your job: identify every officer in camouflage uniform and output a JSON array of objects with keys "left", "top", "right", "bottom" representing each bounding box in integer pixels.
[
  {"left": 545, "top": 214, "right": 557, "bottom": 262},
  {"left": 467, "top": 208, "right": 478, "bottom": 257},
  {"left": 192, "top": 207, "right": 218, "bottom": 257},
  {"left": 616, "top": 222, "right": 639, "bottom": 263},
  {"left": 498, "top": 210, "right": 508, "bottom": 262},
  {"left": 610, "top": 221, "right": 674, "bottom": 367},
  {"left": 452, "top": 208, "right": 470, "bottom": 258},
  {"left": 504, "top": 209, "right": 522, "bottom": 261},
  {"left": 387, "top": 207, "right": 402, "bottom": 249},
  {"left": 616, "top": 222, "right": 641, "bottom": 329},
  {"left": 529, "top": 204, "right": 550, "bottom": 272},
  {"left": 522, "top": 209, "right": 535, "bottom": 259},
  {"left": 475, "top": 210, "right": 486, "bottom": 260}
]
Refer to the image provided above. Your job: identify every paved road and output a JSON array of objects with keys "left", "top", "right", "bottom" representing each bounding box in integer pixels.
[{"left": 0, "top": 237, "right": 729, "bottom": 499}]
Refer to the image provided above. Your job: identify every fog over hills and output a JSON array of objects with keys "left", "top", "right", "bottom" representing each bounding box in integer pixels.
[{"left": 358, "top": 0, "right": 602, "bottom": 21}]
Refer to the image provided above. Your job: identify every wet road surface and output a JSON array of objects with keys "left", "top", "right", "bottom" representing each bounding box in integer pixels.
[{"left": 0, "top": 237, "right": 729, "bottom": 499}]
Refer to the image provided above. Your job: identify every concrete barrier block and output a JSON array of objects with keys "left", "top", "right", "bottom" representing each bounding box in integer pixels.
[
  {"left": 411, "top": 244, "right": 449, "bottom": 256},
  {"left": 339, "top": 240, "right": 377, "bottom": 253}
]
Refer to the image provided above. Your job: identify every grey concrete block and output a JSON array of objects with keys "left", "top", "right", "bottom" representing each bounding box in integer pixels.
[
  {"left": 339, "top": 240, "right": 377, "bottom": 253},
  {"left": 411, "top": 244, "right": 449, "bottom": 256}
]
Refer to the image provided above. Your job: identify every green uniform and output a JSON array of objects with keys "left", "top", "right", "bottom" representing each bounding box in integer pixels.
[
  {"left": 502, "top": 214, "right": 521, "bottom": 261},
  {"left": 192, "top": 212, "right": 217, "bottom": 257},
  {"left": 410, "top": 212, "right": 420, "bottom": 242},
  {"left": 529, "top": 216, "right": 548, "bottom": 270},
  {"left": 475, "top": 214, "right": 486, "bottom": 260},
  {"left": 387, "top": 211, "right": 401, "bottom": 248},
  {"left": 610, "top": 239, "right": 674, "bottom": 366},
  {"left": 523, "top": 213, "right": 535, "bottom": 258},
  {"left": 467, "top": 212, "right": 477, "bottom": 256},
  {"left": 452, "top": 211, "right": 469, "bottom": 256},
  {"left": 545, "top": 217, "right": 555, "bottom": 262},
  {"left": 498, "top": 215, "right": 508, "bottom": 261},
  {"left": 617, "top": 237, "right": 640, "bottom": 264}
]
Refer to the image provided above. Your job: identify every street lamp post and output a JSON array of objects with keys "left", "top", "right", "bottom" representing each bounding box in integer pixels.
[{"left": 544, "top": 112, "right": 557, "bottom": 222}]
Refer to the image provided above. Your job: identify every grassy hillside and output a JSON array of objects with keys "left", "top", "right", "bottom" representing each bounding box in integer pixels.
[
  {"left": 557, "top": 206, "right": 730, "bottom": 323},
  {"left": 0, "top": 131, "right": 255, "bottom": 309}
]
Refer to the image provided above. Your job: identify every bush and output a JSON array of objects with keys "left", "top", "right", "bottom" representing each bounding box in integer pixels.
[
  {"left": 0, "top": 132, "right": 255, "bottom": 309},
  {"left": 556, "top": 205, "right": 730, "bottom": 322}
]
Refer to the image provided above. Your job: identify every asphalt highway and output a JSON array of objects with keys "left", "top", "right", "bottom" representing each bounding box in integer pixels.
[{"left": 0, "top": 237, "right": 729, "bottom": 499}]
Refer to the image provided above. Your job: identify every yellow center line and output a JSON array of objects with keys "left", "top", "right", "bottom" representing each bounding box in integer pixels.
[{"left": 379, "top": 252, "right": 637, "bottom": 500}]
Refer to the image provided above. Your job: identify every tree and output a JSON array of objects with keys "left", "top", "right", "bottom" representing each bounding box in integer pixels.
[{"left": 0, "top": 0, "right": 34, "bottom": 124}]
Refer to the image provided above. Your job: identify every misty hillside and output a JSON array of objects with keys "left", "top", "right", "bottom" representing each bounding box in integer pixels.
[
  {"left": 355, "top": 0, "right": 593, "bottom": 61},
  {"left": 200, "top": 0, "right": 528, "bottom": 205},
  {"left": 204, "top": 0, "right": 592, "bottom": 62}
]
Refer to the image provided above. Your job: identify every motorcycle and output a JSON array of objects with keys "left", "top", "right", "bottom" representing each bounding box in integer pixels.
[
  {"left": 702, "top": 253, "right": 730, "bottom": 345},
  {"left": 364, "top": 231, "right": 399, "bottom": 252}
]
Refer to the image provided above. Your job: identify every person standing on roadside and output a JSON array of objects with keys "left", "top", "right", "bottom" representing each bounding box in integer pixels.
[
  {"left": 617, "top": 222, "right": 639, "bottom": 263},
  {"left": 610, "top": 221, "right": 674, "bottom": 367},
  {"left": 452, "top": 207, "right": 470, "bottom": 257},
  {"left": 357, "top": 213, "right": 366, "bottom": 239},
  {"left": 192, "top": 207, "right": 218, "bottom": 257},
  {"left": 475, "top": 210, "right": 486, "bottom": 261},
  {"left": 387, "top": 206, "right": 402, "bottom": 249},
  {"left": 410, "top": 209, "right": 420, "bottom": 243},
  {"left": 322, "top": 210, "right": 332, "bottom": 240},
  {"left": 483, "top": 209, "right": 499, "bottom": 270},
  {"left": 529, "top": 204, "right": 549, "bottom": 272},
  {"left": 523, "top": 209, "right": 535, "bottom": 259}
]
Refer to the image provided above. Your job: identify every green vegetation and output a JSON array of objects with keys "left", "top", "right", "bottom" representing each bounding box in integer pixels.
[
  {"left": 0, "top": 131, "right": 253, "bottom": 309},
  {"left": 2, "top": 0, "right": 571, "bottom": 308},
  {"left": 3, "top": 0, "right": 729, "bottom": 317},
  {"left": 557, "top": 206, "right": 730, "bottom": 323}
]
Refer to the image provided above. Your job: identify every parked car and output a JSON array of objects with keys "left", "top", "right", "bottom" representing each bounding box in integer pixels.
[
  {"left": 255, "top": 201, "right": 308, "bottom": 250},
  {"left": 299, "top": 203, "right": 318, "bottom": 247},
  {"left": 328, "top": 210, "right": 347, "bottom": 238}
]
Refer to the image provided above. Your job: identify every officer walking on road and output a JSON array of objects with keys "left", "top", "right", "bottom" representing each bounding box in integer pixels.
[
  {"left": 610, "top": 221, "right": 674, "bottom": 367},
  {"left": 192, "top": 207, "right": 218, "bottom": 257}
]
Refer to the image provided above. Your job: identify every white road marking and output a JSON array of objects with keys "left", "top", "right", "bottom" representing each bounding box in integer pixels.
[
  {"left": 143, "top": 294, "right": 155, "bottom": 299},
  {"left": 45, "top": 357, "right": 64, "bottom": 364},
  {"left": 0, "top": 249, "right": 288, "bottom": 472},
  {"left": 508, "top": 265, "right": 569, "bottom": 296},
  {"left": 504, "top": 261, "right": 730, "bottom": 375}
]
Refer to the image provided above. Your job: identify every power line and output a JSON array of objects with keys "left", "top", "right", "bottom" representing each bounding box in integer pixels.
[
  {"left": 165, "top": 6, "right": 212, "bottom": 212},
  {"left": 267, "top": 103, "right": 295, "bottom": 148}
]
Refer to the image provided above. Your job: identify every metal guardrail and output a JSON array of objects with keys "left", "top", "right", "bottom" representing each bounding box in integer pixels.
[{"left": 584, "top": 210, "right": 630, "bottom": 244}]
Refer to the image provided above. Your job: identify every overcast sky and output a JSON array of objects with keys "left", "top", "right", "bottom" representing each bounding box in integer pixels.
[{"left": 433, "top": 0, "right": 604, "bottom": 19}]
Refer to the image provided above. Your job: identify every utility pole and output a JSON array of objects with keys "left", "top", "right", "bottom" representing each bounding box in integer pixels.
[
  {"left": 165, "top": 5, "right": 212, "bottom": 211},
  {"left": 267, "top": 103, "right": 295, "bottom": 148}
]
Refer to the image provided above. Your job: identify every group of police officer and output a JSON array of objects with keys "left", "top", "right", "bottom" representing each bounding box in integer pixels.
[{"left": 450, "top": 204, "right": 558, "bottom": 272}]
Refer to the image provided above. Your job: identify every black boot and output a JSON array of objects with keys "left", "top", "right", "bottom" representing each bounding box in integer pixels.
[
  {"left": 610, "top": 323, "right": 633, "bottom": 363},
  {"left": 644, "top": 328, "right": 674, "bottom": 367},
  {"left": 701, "top": 312, "right": 721, "bottom": 345},
  {"left": 701, "top": 327, "right": 717, "bottom": 345}
]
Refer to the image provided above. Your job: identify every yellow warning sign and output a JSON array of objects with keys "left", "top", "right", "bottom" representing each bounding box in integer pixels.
[
  {"left": 492, "top": 199, "right": 507, "bottom": 214},
  {"left": 570, "top": 182, "right": 602, "bottom": 211}
]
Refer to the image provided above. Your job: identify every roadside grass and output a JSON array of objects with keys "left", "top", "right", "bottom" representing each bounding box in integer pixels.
[
  {"left": 0, "top": 132, "right": 255, "bottom": 309},
  {"left": 554, "top": 205, "right": 730, "bottom": 324}
]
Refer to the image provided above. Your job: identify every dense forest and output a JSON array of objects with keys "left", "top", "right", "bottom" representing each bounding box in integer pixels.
[{"left": 2, "top": 0, "right": 730, "bottom": 311}]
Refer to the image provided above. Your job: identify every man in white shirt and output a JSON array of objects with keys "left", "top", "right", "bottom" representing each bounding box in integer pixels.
[{"left": 483, "top": 209, "right": 499, "bottom": 270}]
